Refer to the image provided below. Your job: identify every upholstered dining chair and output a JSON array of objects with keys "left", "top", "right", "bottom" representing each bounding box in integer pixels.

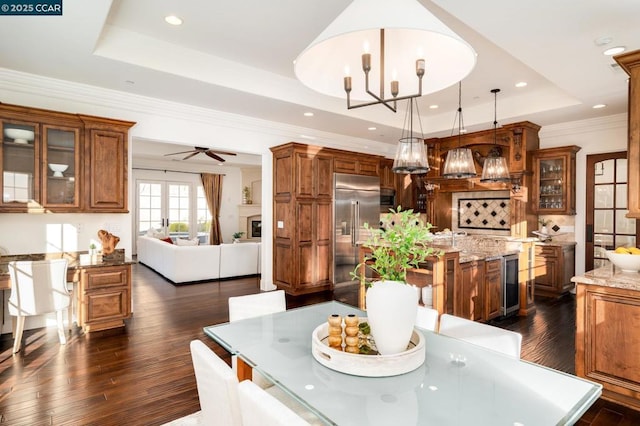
[
  {"left": 228, "top": 290, "right": 286, "bottom": 322},
  {"left": 238, "top": 380, "right": 310, "bottom": 426},
  {"left": 8, "top": 258, "right": 70, "bottom": 354},
  {"left": 438, "top": 314, "right": 523, "bottom": 358},
  {"left": 228, "top": 290, "right": 286, "bottom": 388},
  {"left": 415, "top": 305, "right": 439, "bottom": 331}
]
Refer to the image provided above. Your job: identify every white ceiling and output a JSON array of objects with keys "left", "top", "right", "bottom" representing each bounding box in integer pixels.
[{"left": 0, "top": 0, "right": 638, "bottom": 165}]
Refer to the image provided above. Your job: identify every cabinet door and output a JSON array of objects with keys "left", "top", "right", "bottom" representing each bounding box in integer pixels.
[
  {"left": 534, "top": 246, "right": 558, "bottom": 292},
  {"left": 380, "top": 159, "right": 395, "bottom": 189},
  {"left": 1, "top": 120, "right": 40, "bottom": 211},
  {"left": 531, "top": 146, "right": 580, "bottom": 215},
  {"left": 484, "top": 259, "right": 502, "bottom": 320},
  {"left": 457, "top": 260, "right": 484, "bottom": 321},
  {"left": 85, "top": 128, "right": 127, "bottom": 211},
  {"left": 42, "top": 125, "right": 81, "bottom": 209}
]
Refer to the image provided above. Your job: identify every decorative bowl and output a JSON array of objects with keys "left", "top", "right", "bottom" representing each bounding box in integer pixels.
[
  {"left": 49, "top": 163, "right": 69, "bottom": 177},
  {"left": 4, "top": 128, "right": 35, "bottom": 144},
  {"left": 606, "top": 250, "right": 640, "bottom": 272}
]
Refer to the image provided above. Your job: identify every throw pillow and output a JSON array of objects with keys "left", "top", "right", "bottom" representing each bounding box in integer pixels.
[
  {"left": 146, "top": 228, "right": 166, "bottom": 239},
  {"left": 176, "top": 237, "right": 199, "bottom": 246},
  {"left": 160, "top": 237, "right": 174, "bottom": 244}
]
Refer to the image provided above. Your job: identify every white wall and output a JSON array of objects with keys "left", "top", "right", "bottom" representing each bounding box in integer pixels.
[{"left": 539, "top": 113, "right": 628, "bottom": 275}]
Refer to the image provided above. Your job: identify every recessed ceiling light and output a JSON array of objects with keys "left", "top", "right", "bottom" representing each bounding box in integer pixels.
[
  {"left": 368, "top": 127, "right": 377, "bottom": 131},
  {"left": 429, "top": 104, "right": 438, "bottom": 109},
  {"left": 299, "top": 134, "right": 316, "bottom": 140},
  {"left": 592, "top": 104, "right": 607, "bottom": 109},
  {"left": 164, "top": 15, "right": 183, "bottom": 26},
  {"left": 603, "top": 46, "right": 625, "bottom": 56},
  {"left": 515, "top": 82, "right": 527, "bottom": 88},
  {"left": 303, "top": 112, "right": 314, "bottom": 117}
]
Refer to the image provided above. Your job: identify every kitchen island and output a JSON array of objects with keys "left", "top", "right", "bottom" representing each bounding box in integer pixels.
[{"left": 573, "top": 266, "right": 640, "bottom": 410}]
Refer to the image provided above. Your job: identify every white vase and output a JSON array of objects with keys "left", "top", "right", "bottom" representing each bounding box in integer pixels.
[
  {"left": 540, "top": 225, "right": 548, "bottom": 234},
  {"left": 366, "top": 281, "right": 419, "bottom": 355}
]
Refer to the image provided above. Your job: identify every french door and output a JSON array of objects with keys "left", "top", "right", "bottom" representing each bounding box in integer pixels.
[
  {"left": 137, "top": 180, "right": 191, "bottom": 239},
  {"left": 585, "top": 152, "right": 639, "bottom": 270}
]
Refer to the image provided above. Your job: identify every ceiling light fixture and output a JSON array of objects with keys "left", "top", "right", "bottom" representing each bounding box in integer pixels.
[
  {"left": 429, "top": 104, "right": 439, "bottom": 109},
  {"left": 603, "top": 46, "right": 625, "bottom": 56},
  {"left": 303, "top": 112, "right": 314, "bottom": 116},
  {"left": 442, "top": 82, "right": 476, "bottom": 179},
  {"left": 480, "top": 88, "right": 511, "bottom": 183},
  {"left": 592, "top": 103, "right": 607, "bottom": 109},
  {"left": 368, "top": 126, "right": 377, "bottom": 130},
  {"left": 392, "top": 98, "right": 429, "bottom": 174},
  {"left": 164, "top": 15, "right": 183, "bottom": 26},
  {"left": 294, "top": 0, "right": 476, "bottom": 113},
  {"left": 515, "top": 82, "right": 527, "bottom": 88}
]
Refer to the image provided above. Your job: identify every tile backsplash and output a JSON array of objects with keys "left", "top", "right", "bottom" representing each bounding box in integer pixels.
[{"left": 452, "top": 191, "right": 511, "bottom": 236}]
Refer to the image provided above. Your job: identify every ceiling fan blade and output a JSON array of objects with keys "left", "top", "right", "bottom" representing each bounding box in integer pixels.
[
  {"left": 164, "top": 150, "right": 196, "bottom": 156},
  {"left": 205, "top": 151, "right": 225, "bottom": 162},
  {"left": 210, "top": 150, "right": 237, "bottom": 156},
  {"left": 182, "top": 152, "right": 201, "bottom": 160}
]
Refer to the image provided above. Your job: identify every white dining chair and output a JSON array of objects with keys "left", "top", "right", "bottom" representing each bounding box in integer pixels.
[
  {"left": 438, "top": 314, "right": 522, "bottom": 358},
  {"left": 8, "top": 259, "right": 71, "bottom": 354},
  {"left": 415, "top": 305, "right": 439, "bottom": 331},
  {"left": 228, "top": 290, "right": 286, "bottom": 322},
  {"left": 238, "top": 380, "right": 310, "bottom": 426},
  {"left": 228, "top": 290, "right": 286, "bottom": 388}
]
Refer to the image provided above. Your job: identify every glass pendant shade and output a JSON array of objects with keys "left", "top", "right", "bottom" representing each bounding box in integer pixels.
[
  {"left": 480, "top": 156, "right": 511, "bottom": 182},
  {"left": 442, "top": 148, "right": 476, "bottom": 178},
  {"left": 392, "top": 136, "right": 429, "bottom": 174}
]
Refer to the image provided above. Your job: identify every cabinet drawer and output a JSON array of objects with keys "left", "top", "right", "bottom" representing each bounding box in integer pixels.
[
  {"left": 84, "top": 289, "right": 130, "bottom": 323},
  {"left": 535, "top": 245, "right": 558, "bottom": 258},
  {"left": 83, "top": 265, "right": 130, "bottom": 289},
  {"left": 485, "top": 258, "right": 502, "bottom": 273}
]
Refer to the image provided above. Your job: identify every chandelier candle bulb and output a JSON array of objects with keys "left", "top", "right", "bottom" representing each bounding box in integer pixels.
[
  {"left": 344, "top": 76, "right": 352, "bottom": 92},
  {"left": 362, "top": 53, "right": 371, "bottom": 72},
  {"left": 416, "top": 59, "right": 426, "bottom": 76},
  {"left": 391, "top": 80, "right": 399, "bottom": 97}
]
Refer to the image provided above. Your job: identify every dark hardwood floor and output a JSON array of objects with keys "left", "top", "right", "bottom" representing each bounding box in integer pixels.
[{"left": 1, "top": 264, "right": 638, "bottom": 425}]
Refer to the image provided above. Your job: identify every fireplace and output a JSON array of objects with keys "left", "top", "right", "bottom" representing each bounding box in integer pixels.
[{"left": 247, "top": 214, "right": 262, "bottom": 239}]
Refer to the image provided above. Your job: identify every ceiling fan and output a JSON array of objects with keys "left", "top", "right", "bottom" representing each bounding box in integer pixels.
[{"left": 164, "top": 146, "right": 237, "bottom": 162}]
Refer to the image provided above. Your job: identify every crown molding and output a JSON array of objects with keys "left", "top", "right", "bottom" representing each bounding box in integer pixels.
[
  {"left": 0, "top": 68, "right": 392, "bottom": 156},
  {"left": 539, "top": 113, "right": 627, "bottom": 139}
]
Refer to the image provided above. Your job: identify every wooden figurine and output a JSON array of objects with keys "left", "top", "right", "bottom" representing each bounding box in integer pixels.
[{"left": 98, "top": 229, "right": 120, "bottom": 256}]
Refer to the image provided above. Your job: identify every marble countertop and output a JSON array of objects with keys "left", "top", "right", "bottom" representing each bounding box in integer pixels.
[
  {"left": 536, "top": 241, "right": 577, "bottom": 247},
  {"left": 572, "top": 266, "right": 640, "bottom": 291}
]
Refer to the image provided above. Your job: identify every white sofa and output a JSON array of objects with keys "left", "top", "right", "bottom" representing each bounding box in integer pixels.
[{"left": 137, "top": 236, "right": 260, "bottom": 284}]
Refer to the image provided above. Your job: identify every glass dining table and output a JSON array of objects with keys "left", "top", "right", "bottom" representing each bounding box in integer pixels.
[{"left": 204, "top": 301, "right": 601, "bottom": 426}]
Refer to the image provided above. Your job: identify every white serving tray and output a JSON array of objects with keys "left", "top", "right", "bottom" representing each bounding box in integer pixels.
[{"left": 311, "top": 321, "right": 425, "bottom": 377}]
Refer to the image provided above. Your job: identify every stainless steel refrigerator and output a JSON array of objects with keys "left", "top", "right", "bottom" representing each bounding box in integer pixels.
[{"left": 333, "top": 173, "right": 381, "bottom": 284}]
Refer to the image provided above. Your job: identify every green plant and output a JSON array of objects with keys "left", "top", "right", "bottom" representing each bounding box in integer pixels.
[
  {"left": 89, "top": 243, "right": 96, "bottom": 250},
  {"left": 169, "top": 222, "right": 189, "bottom": 232},
  {"left": 538, "top": 218, "right": 552, "bottom": 226},
  {"left": 351, "top": 206, "right": 440, "bottom": 286},
  {"left": 232, "top": 231, "right": 244, "bottom": 239}
]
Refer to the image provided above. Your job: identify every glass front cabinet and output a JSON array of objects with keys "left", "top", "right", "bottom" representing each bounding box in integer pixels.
[
  {"left": 1, "top": 113, "right": 81, "bottom": 212},
  {"left": 531, "top": 145, "right": 581, "bottom": 215}
]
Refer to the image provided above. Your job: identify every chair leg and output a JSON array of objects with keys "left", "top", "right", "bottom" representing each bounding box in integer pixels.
[
  {"left": 12, "top": 316, "right": 25, "bottom": 354},
  {"left": 56, "top": 310, "right": 67, "bottom": 345}
]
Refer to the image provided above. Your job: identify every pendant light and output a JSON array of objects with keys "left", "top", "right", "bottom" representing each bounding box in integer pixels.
[
  {"left": 480, "top": 88, "right": 511, "bottom": 183},
  {"left": 392, "top": 98, "right": 429, "bottom": 174},
  {"left": 442, "top": 82, "right": 476, "bottom": 178}
]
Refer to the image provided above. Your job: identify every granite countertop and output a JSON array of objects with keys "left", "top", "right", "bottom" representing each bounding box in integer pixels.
[
  {"left": 0, "top": 249, "right": 135, "bottom": 277},
  {"left": 536, "top": 241, "right": 577, "bottom": 247},
  {"left": 572, "top": 266, "right": 640, "bottom": 291}
]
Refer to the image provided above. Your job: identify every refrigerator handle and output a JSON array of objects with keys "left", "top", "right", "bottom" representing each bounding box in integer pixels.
[{"left": 352, "top": 200, "right": 359, "bottom": 246}]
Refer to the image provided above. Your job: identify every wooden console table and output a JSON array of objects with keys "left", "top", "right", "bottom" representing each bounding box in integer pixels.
[{"left": 1, "top": 250, "right": 134, "bottom": 333}]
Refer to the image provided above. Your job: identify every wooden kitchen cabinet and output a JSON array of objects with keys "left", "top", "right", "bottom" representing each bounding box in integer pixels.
[
  {"left": 77, "top": 264, "right": 132, "bottom": 333},
  {"left": 456, "top": 259, "right": 485, "bottom": 321},
  {"left": 484, "top": 257, "right": 503, "bottom": 321},
  {"left": 379, "top": 158, "right": 395, "bottom": 189},
  {"left": 334, "top": 154, "right": 379, "bottom": 176},
  {"left": 531, "top": 145, "right": 581, "bottom": 215},
  {"left": 534, "top": 243, "right": 576, "bottom": 297},
  {"left": 615, "top": 50, "right": 640, "bottom": 219},
  {"left": 0, "top": 103, "right": 134, "bottom": 213},
  {"left": 272, "top": 143, "right": 334, "bottom": 295},
  {"left": 576, "top": 282, "right": 640, "bottom": 410}
]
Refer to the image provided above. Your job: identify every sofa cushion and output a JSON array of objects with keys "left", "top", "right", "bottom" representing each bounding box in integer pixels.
[
  {"left": 176, "top": 237, "right": 199, "bottom": 246},
  {"left": 160, "top": 237, "right": 174, "bottom": 244}
]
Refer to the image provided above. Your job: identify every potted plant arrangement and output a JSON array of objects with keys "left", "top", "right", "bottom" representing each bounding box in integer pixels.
[
  {"left": 242, "top": 186, "right": 252, "bottom": 204},
  {"left": 232, "top": 231, "right": 244, "bottom": 243},
  {"left": 351, "top": 207, "right": 439, "bottom": 355},
  {"left": 539, "top": 218, "right": 552, "bottom": 235}
]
